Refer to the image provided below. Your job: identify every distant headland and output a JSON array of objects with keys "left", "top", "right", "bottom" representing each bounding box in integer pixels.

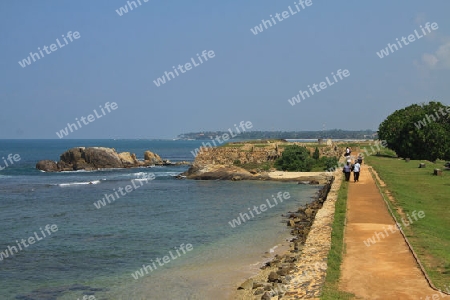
[{"left": 176, "top": 129, "right": 377, "bottom": 141}]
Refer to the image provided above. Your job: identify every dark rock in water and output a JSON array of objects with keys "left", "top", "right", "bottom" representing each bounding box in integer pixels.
[
  {"left": 36, "top": 160, "right": 58, "bottom": 172},
  {"left": 144, "top": 150, "right": 163, "bottom": 164},
  {"left": 80, "top": 147, "right": 124, "bottom": 169},
  {"left": 309, "top": 180, "right": 320, "bottom": 184},
  {"left": 67, "top": 284, "right": 91, "bottom": 291},
  {"left": 36, "top": 147, "right": 167, "bottom": 172}
]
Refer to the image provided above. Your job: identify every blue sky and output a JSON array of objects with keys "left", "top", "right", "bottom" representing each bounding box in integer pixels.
[{"left": 0, "top": 0, "right": 449, "bottom": 139}]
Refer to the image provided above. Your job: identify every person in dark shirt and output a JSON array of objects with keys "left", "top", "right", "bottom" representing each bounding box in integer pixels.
[
  {"left": 357, "top": 154, "right": 363, "bottom": 165},
  {"left": 343, "top": 162, "right": 352, "bottom": 181}
]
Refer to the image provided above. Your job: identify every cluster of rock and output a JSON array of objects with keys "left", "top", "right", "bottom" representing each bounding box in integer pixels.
[
  {"left": 36, "top": 147, "right": 189, "bottom": 172},
  {"left": 287, "top": 179, "right": 332, "bottom": 245},
  {"left": 183, "top": 163, "right": 259, "bottom": 180},
  {"left": 236, "top": 178, "right": 335, "bottom": 299}
]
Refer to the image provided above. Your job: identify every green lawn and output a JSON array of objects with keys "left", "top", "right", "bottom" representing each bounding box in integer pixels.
[
  {"left": 366, "top": 154, "right": 450, "bottom": 289},
  {"left": 321, "top": 181, "right": 355, "bottom": 299}
]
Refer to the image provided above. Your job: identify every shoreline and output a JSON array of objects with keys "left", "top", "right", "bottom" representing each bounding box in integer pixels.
[
  {"left": 233, "top": 171, "right": 340, "bottom": 299},
  {"left": 183, "top": 164, "right": 332, "bottom": 184}
]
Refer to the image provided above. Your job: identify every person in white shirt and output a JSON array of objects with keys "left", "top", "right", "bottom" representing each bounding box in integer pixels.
[
  {"left": 345, "top": 147, "right": 350, "bottom": 157},
  {"left": 353, "top": 161, "right": 361, "bottom": 182}
]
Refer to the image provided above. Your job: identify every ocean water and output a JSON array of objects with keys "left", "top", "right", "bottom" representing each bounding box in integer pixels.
[{"left": 0, "top": 140, "right": 321, "bottom": 300}]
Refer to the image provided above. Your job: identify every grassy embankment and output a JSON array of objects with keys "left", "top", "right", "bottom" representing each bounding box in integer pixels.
[
  {"left": 365, "top": 149, "right": 450, "bottom": 290},
  {"left": 320, "top": 180, "right": 354, "bottom": 299}
]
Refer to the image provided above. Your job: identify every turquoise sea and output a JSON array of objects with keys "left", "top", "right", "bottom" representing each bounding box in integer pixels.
[{"left": 0, "top": 140, "right": 321, "bottom": 300}]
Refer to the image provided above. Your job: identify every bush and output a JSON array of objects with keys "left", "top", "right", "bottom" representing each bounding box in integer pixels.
[
  {"left": 313, "top": 147, "right": 320, "bottom": 160},
  {"left": 321, "top": 156, "right": 339, "bottom": 170},
  {"left": 261, "top": 163, "right": 271, "bottom": 171},
  {"left": 275, "top": 145, "right": 315, "bottom": 171}
]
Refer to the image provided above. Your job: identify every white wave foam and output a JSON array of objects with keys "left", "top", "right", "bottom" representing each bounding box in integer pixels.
[
  {"left": 133, "top": 178, "right": 151, "bottom": 182},
  {"left": 59, "top": 169, "right": 94, "bottom": 173},
  {"left": 155, "top": 172, "right": 180, "bottom": 177},
  {"left": 58, "top": 180, "right": 100, "bottom": 187}
]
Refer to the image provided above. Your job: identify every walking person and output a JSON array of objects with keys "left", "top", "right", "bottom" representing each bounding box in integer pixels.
[
  {"left": 353, "top": 160, "right": 361, "bottom": 182},
  {"left": 357, "top": 154, "right": 363, "bottom": 165},
  {"left": 343, "top": 162, "right": 352, "bottom": 181},
  {"left": 344, "top": 147, "right": 351, "bottom": 157}
]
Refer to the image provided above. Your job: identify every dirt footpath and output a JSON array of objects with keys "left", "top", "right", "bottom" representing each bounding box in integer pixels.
[{"left": 339, "top": 164, "right": 449, "bottom": 299}]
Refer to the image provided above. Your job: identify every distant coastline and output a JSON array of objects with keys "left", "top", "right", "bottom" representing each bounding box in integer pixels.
[{"left": 177, "top": 129, "right": 377, "bottom": 141}]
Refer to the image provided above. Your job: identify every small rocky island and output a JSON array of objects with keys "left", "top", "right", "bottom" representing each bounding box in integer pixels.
[{"left": 36, "top": 147, "right": 189, "bottom": 172}]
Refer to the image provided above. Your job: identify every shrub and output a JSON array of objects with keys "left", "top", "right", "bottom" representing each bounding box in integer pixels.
[
  {"left": 275, "top": 145, "right": 315, "bottom": 171},
  {"left": 321, "top": 156, "right": 339, "bottom": 170},
  {"left": 313, "top": 147, "right": 320, "bottom": 160}
]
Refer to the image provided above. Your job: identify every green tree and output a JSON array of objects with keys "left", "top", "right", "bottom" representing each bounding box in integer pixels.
[
  {"left": 313, "top": 147, "right": 320, "bottom": 160},
  {"left": 274, "top": 145, "right": 315, "bottom": 171},
  {"left": 320, "top": 156, "right": 339, "bottom": 170},
  {"left": 378, "top": 101, "right": 450, "bottom": 161}
]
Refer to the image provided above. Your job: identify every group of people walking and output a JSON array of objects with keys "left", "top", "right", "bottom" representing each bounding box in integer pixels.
[{"left": 343, "top": 147, "right": 363, "bottom": 182}]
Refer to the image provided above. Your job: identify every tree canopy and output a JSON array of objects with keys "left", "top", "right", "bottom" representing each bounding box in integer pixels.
[
  {"left": 274, "top": 145, "right": 338, "bottom": 171},
  {"left": 275, "top": 145, "right": 315, "bottom": 171},
  {"left": 378, "top": 101, "right": 450, "bottom": 161}
]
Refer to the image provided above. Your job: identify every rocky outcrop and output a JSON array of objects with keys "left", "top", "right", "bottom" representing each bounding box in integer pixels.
[
  {"left": 36, "top": 160, "right": 59, "bottom": 172},
  {"left": 184, "top": 164, "right": 259, "bottom": 180},
  {"left": 118, "top": 152, "right": 140, "bottom": 167},
  {"left": 144, "top": 150, "right": 163, "bottom": 164},
  {"left": 36, "top": 147, "right": 183, "bottom": 172},
  {"left": 83, "top": 147, "right": 124, "bottom": 169}
]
